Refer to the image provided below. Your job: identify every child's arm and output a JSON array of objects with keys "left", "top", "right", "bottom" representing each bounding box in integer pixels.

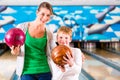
[
  {"left": 50, "top": 59, "right": 64, "bottom": 80},
  {"left": 64, "top": 48, "right": 82, "bottom": 74}
]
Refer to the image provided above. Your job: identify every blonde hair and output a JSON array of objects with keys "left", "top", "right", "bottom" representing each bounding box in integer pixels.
[
  {"left": 57, "top": 26, "right": 72, "bottom": 38},
  {"left": 38, "top": 2, "right": 53, "bottom": 15}
]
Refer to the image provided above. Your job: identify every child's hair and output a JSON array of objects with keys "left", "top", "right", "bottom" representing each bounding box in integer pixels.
[
  {"left": 38, "top": 2, "right": 53, "bottom": 15},
  {"left": 57, "top": 26, "right": 72, "bottom": 38}
]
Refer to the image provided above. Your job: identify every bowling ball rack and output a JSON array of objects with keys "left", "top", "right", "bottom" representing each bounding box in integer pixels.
[{"left": 0, "top": 43, "right": 9, "bottom": 56}]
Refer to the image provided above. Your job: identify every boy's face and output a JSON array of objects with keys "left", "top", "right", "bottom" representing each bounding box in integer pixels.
[{"left": 57, "top": 32, "right": 71, "bottom": 46}]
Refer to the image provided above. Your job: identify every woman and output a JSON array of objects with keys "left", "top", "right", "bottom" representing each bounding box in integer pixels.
[{"left": 10, "top": 2, "right": 56, "bottom": 80}]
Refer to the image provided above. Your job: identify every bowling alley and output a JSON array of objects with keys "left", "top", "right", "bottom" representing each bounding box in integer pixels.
[{"left": 0, "top": 0, "right": 120, "bottom": 80}]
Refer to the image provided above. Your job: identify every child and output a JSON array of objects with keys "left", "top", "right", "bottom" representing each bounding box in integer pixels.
[{"left": 52, "top": 26, "right": 83, "bottom": 80}]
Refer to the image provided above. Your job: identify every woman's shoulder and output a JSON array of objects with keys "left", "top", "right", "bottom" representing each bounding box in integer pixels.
[
  {"left": 17, "top": 22, "right": 29, "bottom": 27},
  {"left": 46, "top": 27, "right": 53, "bottom": 37},
  {"left": 46, "top": 27, "right": 52, "bottom": 33},
  {"left": 16, "top": 22, "right": 29, "bottom": 32}
]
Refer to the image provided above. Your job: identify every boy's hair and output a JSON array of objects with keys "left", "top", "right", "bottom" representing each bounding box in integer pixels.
[{"left": 57, "top": 26, "right": 72, "bottom": 38}]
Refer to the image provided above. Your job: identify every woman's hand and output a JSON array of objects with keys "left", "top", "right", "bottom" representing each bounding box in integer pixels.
[{"left": 10, "top": 45, "right": 21, "bottom": 56}]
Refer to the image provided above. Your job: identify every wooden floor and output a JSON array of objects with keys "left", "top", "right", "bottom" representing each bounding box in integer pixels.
[
  {"left": 83, "top": 48, "right": 120, "bottom": 80},
  {"left": 0, "top": 50, "right": 16, "bottom": 80},
  {"left": 0, "top": 48, "right": 120, "bottom": 80}
]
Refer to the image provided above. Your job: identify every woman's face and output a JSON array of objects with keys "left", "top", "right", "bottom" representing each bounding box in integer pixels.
[
  {"left": 36, "top": 7, "right": 51, "bottom": 24},
  {"left": 57, "top": 32, "right": 71, "bottom": 46}
]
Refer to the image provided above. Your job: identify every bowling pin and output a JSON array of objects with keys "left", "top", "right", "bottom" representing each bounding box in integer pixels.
[
  {"left": 0, "top": 6, "right": 7, "bottom": 12},
  {"left": 96, "top": 6, "right": 116, "bottom": 23},
  {"left": 87, "top": 24, "right": 110, "bottom": 35}
]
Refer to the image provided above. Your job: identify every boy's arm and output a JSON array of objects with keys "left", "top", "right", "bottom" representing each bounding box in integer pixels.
[
  {"left": 65, "top": 48, "right": 82, "bottom": 74},
  {"left": 50, "top": 59, "right": 64, "bottom": 80}
]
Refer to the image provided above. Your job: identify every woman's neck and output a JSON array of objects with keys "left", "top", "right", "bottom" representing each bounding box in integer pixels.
[{"left": 30, "top": 21, "right": 45, "bottom": 29}]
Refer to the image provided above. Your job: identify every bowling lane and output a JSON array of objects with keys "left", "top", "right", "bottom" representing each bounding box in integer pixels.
[
  {"left": 83, "top": 54, "right": 120, "bottom": 80},
  {"left": 87, "top": 48, "right": 120, "bottom": 64},
  {"left": 116, "top": 48, "right": 120, "bottom": 52},
  {"left": 0, "top": 50, "right": 16, "bottom": 80}
]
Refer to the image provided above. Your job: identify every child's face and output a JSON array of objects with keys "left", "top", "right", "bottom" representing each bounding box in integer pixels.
[{"left": 57, "top": 32, "right": 71, "bottom": 46}]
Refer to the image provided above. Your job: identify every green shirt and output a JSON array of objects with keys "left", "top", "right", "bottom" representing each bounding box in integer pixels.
[{"left": 23, "top": 30, "right": 50, "bottom": 74}]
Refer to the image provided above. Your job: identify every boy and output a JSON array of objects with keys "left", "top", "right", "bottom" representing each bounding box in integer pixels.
[{"left": 52, "top": 26, "right": 83, "bottom": 80}]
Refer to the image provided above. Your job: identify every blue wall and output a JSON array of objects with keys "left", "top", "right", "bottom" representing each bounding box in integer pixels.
[{"left": 0, "top": 5, "right": 120, "bottom": 42}]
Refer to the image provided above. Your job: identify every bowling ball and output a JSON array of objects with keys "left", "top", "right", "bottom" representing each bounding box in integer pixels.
[
  {"left": 5, "top": 28, "right": 25, "bottom": 47},
  {"left": 51, "top": 45, "right": 72, "bottom": 66}
]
